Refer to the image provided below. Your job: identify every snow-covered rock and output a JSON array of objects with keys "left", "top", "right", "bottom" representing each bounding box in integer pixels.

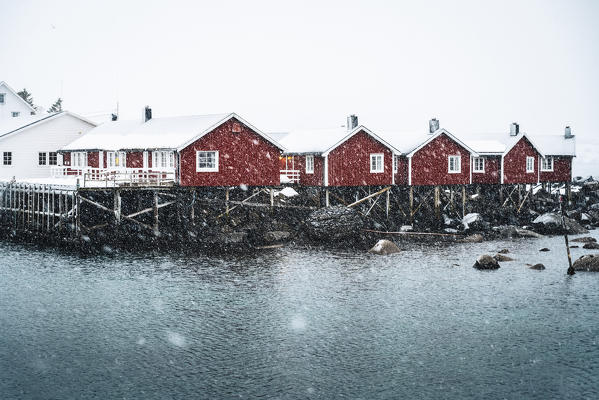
[
  {"left": 573, "top": 255, "right": 599, "bottom": 271},
  {"left": 532, "top": 212, "right": 588, "bottom": 235},
  {"left": 462, "top": 213, "right": 488, "bottom": 231},
  {"left": 368, "top": 239, "right": 400, "bottom": 255},
  {"left": 473, "top": 255, "right": 500, "bottom": 270},
  {"left": 275, "top": 187, "right": 298, "bottom": 197}
]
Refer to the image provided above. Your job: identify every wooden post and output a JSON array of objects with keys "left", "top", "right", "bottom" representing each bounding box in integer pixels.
[
  {"left": 190, "top": 190, "right": 195, "bottom": 226},
  {"left": 499, "top": 185, "right": 503, "bottom": 205},
  {"left": 462, "top": 185, "right": 466, "bottom": 218},
  {"left": 566, "top": 182, "right": 571, "bottom": 203},
  {"left": 409, "top": 186, "right": 414, "bottom": 224},
  {"left": 325, "top": 189, "right": 330, "bottom": 207},
  {"left": 226, "top": 188, "right": 231, "bottom": 216},
  {"left": 59, "top": 191, "right": 63, "bottom": 232},
  {"left": 434, "top": 186, "right": 440, "bottom": 220},
  {"left": 76, "top": 192, "right": 81, "bottom": 236},
  {"left": 114, "top": 189, "right": 121, "bottom": 223},
  {"left": 153, "top": 191, "right": 159, "bottom": 235},
  {"left": 386, "top": 188, "right": 390, "bottom": 219}
]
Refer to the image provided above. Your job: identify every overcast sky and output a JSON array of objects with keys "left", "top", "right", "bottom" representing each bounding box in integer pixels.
[{"left": 1, "top": 0, "right": 597, "bottom": 173}]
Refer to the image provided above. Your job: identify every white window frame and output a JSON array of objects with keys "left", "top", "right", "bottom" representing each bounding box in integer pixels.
[
  {"left": 473, "top": 157, "right": 485, "bottom": 173},
  {"left": 118, "top": 151, "right": 126, "bottom": 168},
  {"left": 48, "top": 152, "right": 58, "bottom": 166},
  {"left": 38, "top": 152, "right": 47, "bottom": 166},
  {"left": 152, "top": 151, "right": 175, "bottom": 170},
  {"left": 3, "top": 151, "right": 12, "bottom": 166},
  {"left": 448, "top": 155, "right": 461, "bottom": 173},
  {"left": 72, "top": 152, "right": 87, "bottom": 168},
  {"left": 526, "top": 156, "right": 534, "bottom": 173},
  {"left": 370, "top": 153, "right": 384, "bottom": 173},
  {"left": 196, "top": 150, "right": 219, "bottom": 172},
  {"left": 541, "top": 156, "right": 554, "bottom": 172},
  {"left": 305, "top": 155, "right": 314, "bottom": 174},
  {"left": 143, "top": 151, "right": 149, "bottom": 169},
  {"left": 12, "top": 112, "right": 20, "bottom": 117},
  {"left": 107, "top": 151, "right": 117, "bottom": 168}
]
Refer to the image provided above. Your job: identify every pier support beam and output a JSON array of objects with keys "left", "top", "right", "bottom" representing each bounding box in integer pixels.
[
  {"left": 113, "top": 190, "right": 121, "bottom": 223},
  {"left": 153, "top": 191, "right": 159, "bottom": 235}
]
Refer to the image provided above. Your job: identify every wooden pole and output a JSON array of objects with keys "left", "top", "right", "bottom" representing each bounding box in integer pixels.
[
  {"left": 346, "top": 186, "right": 391, "bottom": 208},
  {"left": 409, "top": 186, "right": 414, "bottom": 224},
  {"left": 226, "top": 188, "right": 231, "bottom": 217},
  {"left": 560, "top": 195, "right": 575, "bottom": 275},
  {"left": 386, "top": 188, "right": 390, "bottom": 219},
  {"left": 190, "top": 190, "right": 195, "bottom": 226},
  {"left": 462, "top": 185, "right": 466, "bottom": 218},
  {"left": 153, "top": 191, "right": 159, "bottom": 235},
  {"left": 325, "top": 189, "right": 330, "bottom": 207},
  {"left": 434, "top": 185, "right": 440, "bottom": 220},
  {"left": 114, "top": 190, "right": 121, "bottom": 223},
  {"left": 269, "top": 188, "right": 273, "bottom": 213}
]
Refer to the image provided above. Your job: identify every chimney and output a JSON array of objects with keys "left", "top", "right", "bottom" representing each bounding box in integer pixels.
[
  {"left": 144, "top": 106, "right": 152, "bottom": 122},
  {"left": 111, "top": 113, "right": 118, "bottom": 121},
  {"left": 346, "top": 114, "right": 358, "bottom": 131},
  {"left": 429, "top": 118, "right": 439, "bottom": 134},
  {"left": 509, "top": 122, "right": 519, "bottom": 136},
  {"left": 565, "top": 125, "right": 574, "bottom": 139}
]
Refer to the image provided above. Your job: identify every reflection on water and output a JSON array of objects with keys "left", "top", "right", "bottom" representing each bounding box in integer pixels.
[{"left": 1, "top": 233, "right": 599, "bottom": 399}]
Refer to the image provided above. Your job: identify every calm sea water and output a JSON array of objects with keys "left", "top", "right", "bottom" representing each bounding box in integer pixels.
[{"left": 1, "top": 233, "right": 599, "bottom": 400}]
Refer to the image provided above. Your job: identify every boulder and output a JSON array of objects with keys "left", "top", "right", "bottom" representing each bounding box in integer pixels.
[
  {"left": 263, "top": 230, "right": 291, "bottom": 243},
  {"left": 463, "top": 213, "right": 489, "bottom": 231},
  {"left": 493, "top": 225, "right": 518, "bottom": 238},
  {"left": 583, "top": 242, "right": 599, "bottom": 249},
  {"left": 474, "top": 254, "right": 500, "bottom": 270},
  {"left": 498, "top": 248, "right": 510, "bottom": 254},
  {"left": 515, "top": 228, "right": 544, "bottom": 238},
  {"left": 532, "top": 213, "right": 589, "bottom": 235},
  {"left": 368, "top": 239, "right": 400, "bottom": 255},
  {"left": 494, "top": 253, "right": 514, "bottom": 262},
  {"left": 529, "top": 263, "right": 546, "bottom": 270},
  {"left": 571, "top": 236, "right": 597, "bottom": 243},
  {"left": 306, "top": 205, "right": 363, "bottom": 241},
  {"left": 539, "top": 248, "right": 550, "bottom": 252},
  {"left": 461, "top": 233, "right": 484, "bottom": 243},
  {"left": 573, "top": 255, "right": 599, "bottom": 271}
]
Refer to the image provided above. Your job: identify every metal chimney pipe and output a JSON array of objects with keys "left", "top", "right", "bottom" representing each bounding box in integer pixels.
[
  {"left": 144, "top": 106, "right": 152, "bottom": 123},
  {"left": 429, "top": 118, "right": 439, "bottom": 134},
  {"left": 565, "top": 126, "right": 573, "bottom": 139},
  {"left": 510, "top": 122, "right": 519, "bottom": 136},
  {"left": 346, "top": 114, "right": 358, "bottom": 131}
]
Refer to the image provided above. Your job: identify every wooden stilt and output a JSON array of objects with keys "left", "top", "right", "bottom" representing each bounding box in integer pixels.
[
  {"left": 409, "top": 186, "right": 414, "bottom": 224},
  {"left": 386, "top": 188, "right": 390, "bottom": 219},
  {"left": 269, "top": 188, "right": 273, "bottom": 213},
  {"left": 190, "top": 190, "right": 196, "bottom": 226},
  {"left": 114, "top": 190, "right": 121, "bottom": 223},
  {"left": 462, "top": 185, "right": 466, "bottom": 218},
  {"left": 226, "top": 188, "right": 231, "bottom": 216},
  {"left": 325, "top": 189, "right": 330, "bottom": 207},
  {"left": 153, "top": 191, "right": 159, "bottom": 235},
  {"left": 434, "top": 186, "right": 440, "bottom": 220}
]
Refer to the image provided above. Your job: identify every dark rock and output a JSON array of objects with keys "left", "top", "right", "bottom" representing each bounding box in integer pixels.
[
  {"left": 532, "top": 213, "right": 589, "bottom": 235},
  {"left": 493, "top": 225, "right": 518, "bottom": 238},
  {"left": 539, "top": 248, "right": 550, "bottom": 252},
  {"left": 498, "top": 248, "right": 510, "bottom": 254},
  {"left": 263, "top": 230, "right": 291, "bottom": 243},
  {"left": 571, "top": 236, "right": 597, "bottom": 243},
  {"left": 368, "top": 239, "right": 401, "bottom": 255},
  {"left": 461, "top": 233, "right": 484, "bottom": 243},
  {"left": 573, "top": 255, "right": 599, "bottom": 271},
  {"left": 583, "top": 242, "right": 599, "bottom": 249},
  {"left": 474, "top": 254, "right": 500, "bottom": 270},
  {"left": 462, "top": 213, "right": 489, "bottom": 231},
  {"left": 494, "top": 253, "right": 514, "bottom": 262},
  {"left": 570, "top": 245, "right": 579, "bottom": 248},
  {"left": 515, "top": 228, "right": 544, "bottom": 238},
  {"left": 306, "top": 205, "right": 363, "bottom": 241},
  {"left": 529, "top": 263, "right": 546, "bottom": 270}
]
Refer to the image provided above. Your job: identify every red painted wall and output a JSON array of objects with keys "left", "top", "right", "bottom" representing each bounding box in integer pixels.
[
  {"left": 327, "top": 130, "right": 393, "bottom": 187},
  {"left": 410, "top": 134, "right": 471, "bottom": 186},
  {"left": 472, "top": 156, "right": 500, "bottom": 184},
  {"left": 179, "top": 118, "right": 282, "bottom": 187},
  {"left": 127, "top": 151, "right": 144, "bottom": 168},
  {"left": 540, "top": 156, "right": 572, "bottom": 183},
  {"left": 502, "top": 137, "right": 539, "bottom": 184},
  {"left": 87, "top": 152, "right": 99, "bottom": 168},
  {"left": 295, "top": 155, "right": 324, "bottom": 186},
  {"left": 395, "top": 156, "right": 409, "bottom": 185}
]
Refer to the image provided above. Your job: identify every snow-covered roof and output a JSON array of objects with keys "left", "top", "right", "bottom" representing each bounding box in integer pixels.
[
  {"left": 279, "top": 127, "right": 350, "bottom": 154},
  {"left": 462, "top": 139, "right": 506, "bottom": 155},
  {"left": 0, "top": 111, "right": 96, "bottom": 140},
  {"left": 530, "top": 134, "right": 576, "bottom": 156},
  {"left": 384, "top": 128, "right": 477, "bottom": 157},
  {"left": 0, "top": 81, "right": 37, "bottom": 113},
  {"left": 61, "top": 113, "right": 285, "bottom": 152}
]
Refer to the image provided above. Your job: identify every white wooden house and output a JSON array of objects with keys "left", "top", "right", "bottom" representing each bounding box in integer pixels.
[
  {"left": 0, "top": 81, "right": 37, "bottom": 120},
  {"left": 0, "top": 111, "right": 96, "bottom": 181}
]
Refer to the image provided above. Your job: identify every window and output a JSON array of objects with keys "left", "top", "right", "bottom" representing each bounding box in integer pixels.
[
  {"left": 541, "top": 156, "right": 554, "bottom": 172},
  {"left": 305, "top": 155, "right": 314, "bottom": 174},
  {"left": 12, "top": 112, "right": 20, "bottom": 117},
  {"left": 370, "top": 153, "right": 384, "bottom": 173},
  {"left": 38, "top": 152, "right": 47, "bottom": 165},
  {"left": 152, "top": 151, "right": 175, "bottom": 169},
  {"left": 526, "top": 156, "right": 534, "bottom": 173},
  {"left": 72, "top": 152, "right": 86, "bottom": 168},
  {"left": 448, "top": 155, "right": 461, "bottom": 173},
  {"left": 473, "top": 157, "right": 485, "bottom": 173},
  {"left": 196, "top": 150, "right": 218, "bottom": 172},
  {"left": 3, "top": 152, "right": 12, "bottom": 165},
  {"left": 49, "top": 152, "right": 58, "bottom": 165},
  {"left": 0, "top": 93, "right": 5, "bottom": 104},
  {"left": 107, "top": 151, "right": 117, "bottom": 168}
]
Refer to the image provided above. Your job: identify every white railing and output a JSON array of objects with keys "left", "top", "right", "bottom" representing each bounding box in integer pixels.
[
  {"left": 50, "top": 166, "right": 176, "bottom": 187},
  {"left": 280, "top": 169, "right": 300, "bottom": 184}
]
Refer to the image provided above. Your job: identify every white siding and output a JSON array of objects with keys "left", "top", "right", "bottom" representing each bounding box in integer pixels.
[
  {"left": 0, "top": 82, "right": 35, "bottom": 120},
  {"left": 0, "top": 114, "right": 95, "bottom": 180}
]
